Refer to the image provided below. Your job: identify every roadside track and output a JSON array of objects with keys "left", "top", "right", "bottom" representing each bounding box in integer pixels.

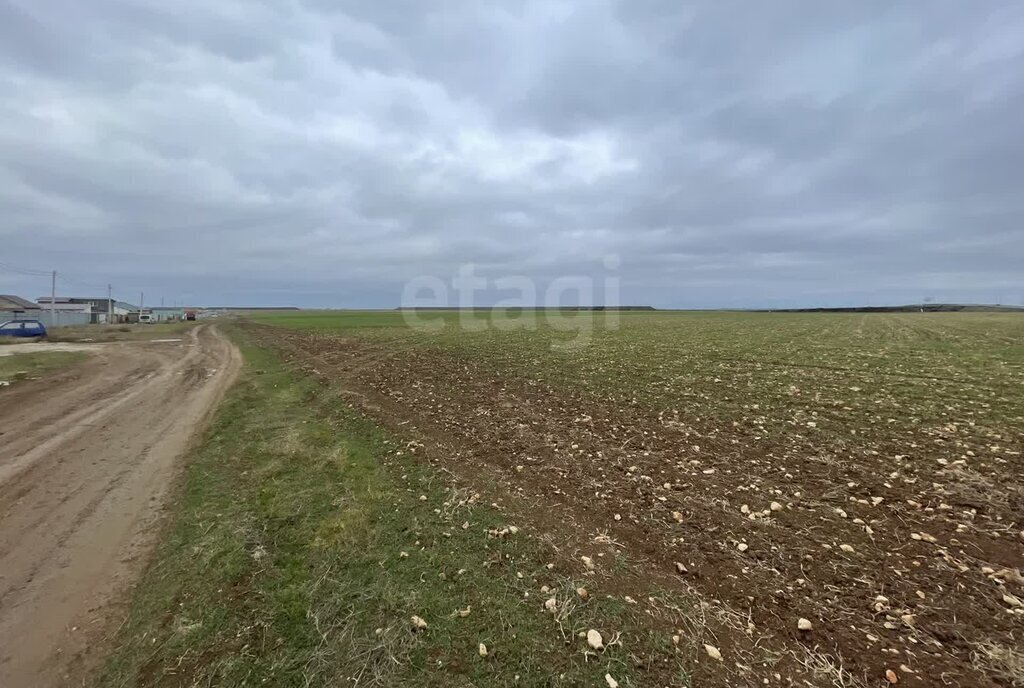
[{"left": 0, "top": 325, "right": 240, "bottom": 687}]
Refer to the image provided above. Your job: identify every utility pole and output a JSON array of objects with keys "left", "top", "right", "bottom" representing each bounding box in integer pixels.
[
  {"left": 140, "top": 291, "right": 144, "bottom": 320},
  {"left": 108, "top": 284, "right": 113, "bottom": 324},
  {"left": 50, "top": 270, "right": 56, "bottom": 326}
]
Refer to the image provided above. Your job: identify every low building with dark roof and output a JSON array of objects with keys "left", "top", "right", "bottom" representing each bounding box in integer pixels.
[{"left": 0, "top": 294, "right": 41, "bottom": 311}]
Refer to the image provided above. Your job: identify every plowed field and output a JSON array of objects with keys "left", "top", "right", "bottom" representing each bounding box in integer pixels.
[{"left": 247, "top": 311, "right": 1024, "bottom": 687}]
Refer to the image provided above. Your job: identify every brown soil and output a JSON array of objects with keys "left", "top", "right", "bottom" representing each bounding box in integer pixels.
[
  {"left": 244, "top": 323, "right": 1024, "bottom": 688},
  {"left": 0, "top": 325, "right": 241, "bottom": 688}
]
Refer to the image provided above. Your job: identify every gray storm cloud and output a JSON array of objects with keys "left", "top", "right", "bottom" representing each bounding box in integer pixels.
[{"left": 1, "top": 0, "right": 1022, "bottom": 307}]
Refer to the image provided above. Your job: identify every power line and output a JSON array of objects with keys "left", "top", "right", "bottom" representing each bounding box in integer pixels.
[
  {"left": 57, "top": 273, "right": 112, "bottom": 293},
  {"left": 0, "top": 260, "right": 51, "bottom": 278},
  {"left": 0, "top": 259, "right": 172, "bottom": 309},
  {"left": 2, "top": 259, "right": 123, "bottom": 296}
]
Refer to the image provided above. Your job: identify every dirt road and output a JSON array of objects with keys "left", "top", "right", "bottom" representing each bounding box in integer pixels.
[{"left": 0, "top": 325, "right": 241, "bottom": 687}]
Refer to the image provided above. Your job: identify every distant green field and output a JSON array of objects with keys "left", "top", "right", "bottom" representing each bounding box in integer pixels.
[
  {"left": 250, "top": 308, "right": 645, "bottom": 331},
  {"left": 252, "top": 308, "right": 1024, "bottom": 437},
  {"left": 251, "top": 310, "right": 1024, "bottom": 430},
  {"left": 249, "top": 309, "right": 410, "bottom": 329}
]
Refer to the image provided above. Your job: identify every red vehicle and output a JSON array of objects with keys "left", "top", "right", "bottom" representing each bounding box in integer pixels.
[{"left": 184, "top": 309, "right": 198, "bottom": 321}]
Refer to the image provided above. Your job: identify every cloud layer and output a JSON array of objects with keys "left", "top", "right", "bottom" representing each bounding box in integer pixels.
[{"left": 2, "top": 0, "right": 1022, "bottom": 307}]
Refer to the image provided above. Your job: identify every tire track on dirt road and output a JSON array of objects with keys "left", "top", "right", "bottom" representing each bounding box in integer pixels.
[{"left": 0, "top": 325, "right": 241, "bottom": 688}]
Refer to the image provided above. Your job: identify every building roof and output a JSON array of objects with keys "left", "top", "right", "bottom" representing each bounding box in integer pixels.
[
  {"left": 42, "top": 302, "right": 92, "bottom": 312},
  {"left": 39, "top": 296, "right": 138, "bottom": 311},
  {"left": 0, "top": 294, "right": 41, "bottom": 310}
]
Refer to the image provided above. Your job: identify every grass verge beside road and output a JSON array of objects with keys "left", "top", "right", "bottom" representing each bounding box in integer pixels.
[
  {"left": 0, "top": 351, "right": 86, "bottom": 384},
  {"left": 95, "top": 328, "right": 673, "bottom": 687},
  {"left": 48, "top": 322, "right": 196, "bottom": 343}
]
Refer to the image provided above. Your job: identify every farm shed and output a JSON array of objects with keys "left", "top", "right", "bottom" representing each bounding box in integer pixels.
[
  {"left": 1, "top": 294, "right": 91, "bottom": 328},
  {"left": 149, "top": 307, "right": 184, "bottom": 322},
  {"left": 0, "top": 294, "right": 41, "bottom": 312},
  {"left": 39, "top": 297, "right": 138, "bottom": 323},
  {"left": 38, "top": 301, "right": 94, "bottom": 327}
]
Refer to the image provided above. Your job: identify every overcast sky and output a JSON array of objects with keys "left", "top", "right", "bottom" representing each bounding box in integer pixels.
[{"left": 1, "top": 1, "right": 1022, "bottom": 308}]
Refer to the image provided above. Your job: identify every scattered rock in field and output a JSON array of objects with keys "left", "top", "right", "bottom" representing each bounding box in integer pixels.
[
  {"left": 674, "top": 561, "right": 689, "bottom": 574},
  {"left": 840, "top": 544, "right": 855, "bottom": 553},
  {"left": 704, "top": 644, "right": 723, "bottom": 661},
  {"left": 770, "top": 501, "right": 784, "bottom": 512},
  {"left": 672, "top": 511, "right": 684, "bottom": 523},
  {"left": 740, "top": 504, "right": 750, "bottom": 515},
  {"left": 885, "top": 668, "right": 899, "bottom": 683},
  {"left": 605, "top": 674, "right": 619, "bottom": 688},
  {"left": 1003, "top": 593, "right": 1023, "bottom": 608},
  {"left": 411, "top": 615, "right": 428, "bottom": 630},
  {"left": 613, "top": 513, "right": 621, "bottom": 521},
  {"left": 478, "top": 643, "right": 488, "bottom": 657},
  {"left": 581, "top": 555, "right": 595, "bottom": 571},
  {"left": 544, "top": 597, "right": 558, "bottom": 612},
  {"left": 797, "top": 618, "right": 813, "bottom": 631},
  {"left": 991, "top": 568, "right": 1024, "bottom": 585},
  {"left": 587, "top": 629, "right": 604, "bottom": 650},
  {"left": 576, "top": 587, "right": 590, "bottom": 600},
  {"left": 737, "top": 543, "right": 749, "bottom": 552},
  {"left": 453, "top": 606, "right": 471, "bottom": 618}
]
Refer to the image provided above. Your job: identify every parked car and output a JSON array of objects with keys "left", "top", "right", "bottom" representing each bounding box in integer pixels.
[{"left": 0, "top": 319, "right": 47, "bottom": 338}]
